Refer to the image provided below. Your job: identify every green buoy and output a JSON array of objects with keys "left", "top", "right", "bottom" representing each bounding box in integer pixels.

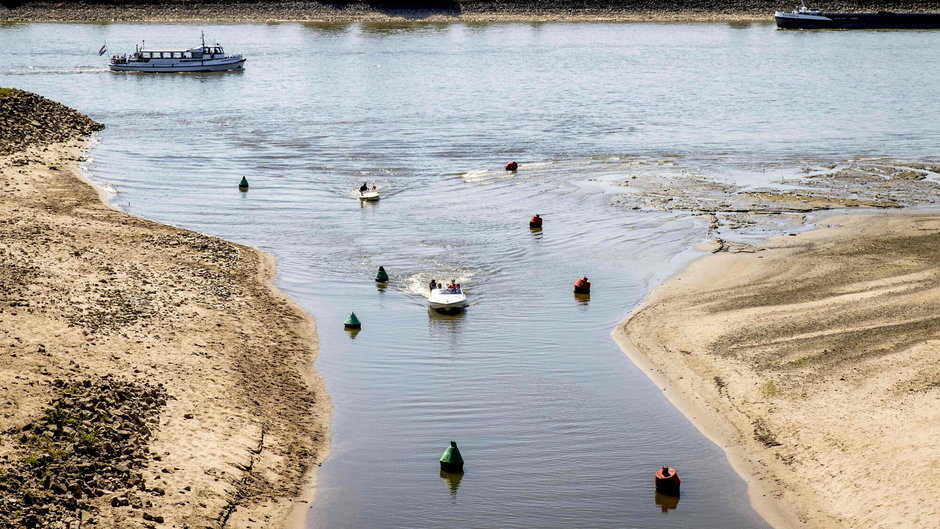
[
  {"left": 239, "top": 176, "right": 249, "bottom": 192},
  {"left": 375, "top": 266, "right": 389, "bottom": 283},
  {"left": 344, "top": 312, "right": 361, "bottom": 329},
  {"left": 439, "top": 441, "right": 464, "bottom": 473}
]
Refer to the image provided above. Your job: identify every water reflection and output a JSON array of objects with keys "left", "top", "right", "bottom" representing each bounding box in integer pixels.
[
  {"left": 358, "top": 21, "right": 452, "bottom": 35},
  {"left": 345, "top": 327, "right": 361, "bottom": 340},
  {"left": 300, "top": 21, "right": 352, "bottom": 33},
  {"left": 427, "top": 309, "right": 466, "bottom": 338},
  {"left": 439, "top": 470, "right": 463, "bottom": 499},
  {"left": 573, "top": 292, "right": 590, "bottom": 306},
  {"left": 655, "top": 492, "right": 680, "bottom": 513}
]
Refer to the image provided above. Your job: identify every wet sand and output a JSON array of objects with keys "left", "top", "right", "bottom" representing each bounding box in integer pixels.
[
  {"left": 614, "top": 212, "right": 940, "bottom": 529},
  {"left": 0, "top": 91, "right": 327, "bottom": 528}
]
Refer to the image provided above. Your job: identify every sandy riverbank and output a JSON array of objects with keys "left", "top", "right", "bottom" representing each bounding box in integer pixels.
[
  {"left": 4, "top": 0, "right": 940, "bottom": 23},
  {"left": 0, "top": 90, "right": 328, "bottom": 528},
  {"left": 614, "top": 211, "right": 940, "bottom": 529}
]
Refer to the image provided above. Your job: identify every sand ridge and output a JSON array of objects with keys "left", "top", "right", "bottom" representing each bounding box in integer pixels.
[
  {"left": 0, "top": 130, "right": 328, "bottom": 525},
  {"left": 615, "top": 212, "right": 940, "bottom": 529}
]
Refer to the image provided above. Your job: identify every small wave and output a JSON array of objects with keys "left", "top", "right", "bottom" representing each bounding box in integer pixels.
[{"left": 0, "top": 67, "right": 108, "bottom": 75}]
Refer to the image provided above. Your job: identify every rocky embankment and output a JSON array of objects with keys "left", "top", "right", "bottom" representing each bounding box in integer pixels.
[
  {"left": 0, "top": 90, "right": 326, "bottom": 528},
  {"left": 0, "top": 89, "right": 103, "bottom": 156},
  {"left": 6, "top": 0, "right": 940, "bottom": 22}
]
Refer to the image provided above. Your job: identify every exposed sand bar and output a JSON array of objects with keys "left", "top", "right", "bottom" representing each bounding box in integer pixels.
[
  {"left": 614, "top": 212, "right": 940, "bottom": 529},
  {"left": 0, "top": 91, "right": 327, "bottom": 528},
  {"left": 5, "top": 0, "right": 940, "bottom": 23}
]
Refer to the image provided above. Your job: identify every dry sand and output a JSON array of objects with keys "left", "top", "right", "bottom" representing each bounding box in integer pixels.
[
  {"left": 614, "top": 211, "right": 940, "bottom": 529},
  {"left": 0, "top": 1, "right": 878, "bottom": 23},
  {"left": 0, "top": 136, "right": 328, "bottom": 527}
]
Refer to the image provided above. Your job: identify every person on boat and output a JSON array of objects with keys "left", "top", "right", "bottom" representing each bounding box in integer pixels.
[
  {"left": 359, "top": 182, "right": 368, "bottom": 194},
  {"left": 455, "top": 284, "right": 462, "bottom": 294},
  {"left": 448, "top": 279, "right": 457, "bottom": 290},
  {"left": 429, "top": 279, "right": 438, "bottom": 292},
  {"left": 371, "top": 184, "right": 377, "bottom": 191}
]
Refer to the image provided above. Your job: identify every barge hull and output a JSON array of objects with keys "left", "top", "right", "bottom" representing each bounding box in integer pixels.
[{"left": 776, "top": 12, "right": 940, "bottom": 29}]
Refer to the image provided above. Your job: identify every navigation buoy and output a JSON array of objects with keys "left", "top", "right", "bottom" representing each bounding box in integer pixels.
[
  {"left": 239, "top": 176, "right": 249, "bottom": 192},
  {"left": 344, "top": 312, "right": 361, "bottom": 329},
  {"left": 439, "top": 441, "right": 464, "bottom": 473},
  {"left": 654, "top": 466, "right": 680, "bottom": 497},
  {"left": 529, "top": 214, "right": 543, "bottom": 229},
  {"left": 505, "top": 161, "right": 518, "bottom": 172},
  {"left": 573, "top": 277, "right": 591, "bottom": 294},
  {"left": 375, "top": 266, "right": 389, "bottom": 283}
]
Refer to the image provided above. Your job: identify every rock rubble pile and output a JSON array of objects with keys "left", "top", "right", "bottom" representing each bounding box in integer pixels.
[
  {"left": 0, "top": 376, "right": 167, "bottom": 528},
  {"left": 0, "top": 88, "right": 104, "bottom": 156}
]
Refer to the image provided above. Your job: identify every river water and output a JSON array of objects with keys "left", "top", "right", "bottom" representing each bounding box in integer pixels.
[{"left": 3, "top": 20, "right": 939, "bottom": 528}]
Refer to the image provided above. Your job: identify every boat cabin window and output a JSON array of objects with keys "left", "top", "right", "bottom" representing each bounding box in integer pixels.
[{"left": 172, "top": 52, "right": 182, "bottom": 58}]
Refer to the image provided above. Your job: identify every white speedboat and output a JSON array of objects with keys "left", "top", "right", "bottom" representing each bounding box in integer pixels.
[
  {"left": 428, "top": 287, "right": 468, "bottom": 313},
  {"left": 359, "top": 190, "right": 380, "bottom": 202},
  {"left": 109, "top": 33, "right": 245, "bottom": 73}
]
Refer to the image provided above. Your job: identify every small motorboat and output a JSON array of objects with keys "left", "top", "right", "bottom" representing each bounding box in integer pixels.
[
  {"left": 428, "top": 287, "right": 468, "bottom": 314},
  {"left": 359, "top": 190, "right": 380, "bottom": 202}
]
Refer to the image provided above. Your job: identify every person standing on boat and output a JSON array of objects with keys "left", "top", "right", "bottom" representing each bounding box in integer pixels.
[
  {"left": 360, "top": 182, "right": 368, "bottom": 194},
  {"left": 429, "top": 279, "right": 438, "bottom": 292}
]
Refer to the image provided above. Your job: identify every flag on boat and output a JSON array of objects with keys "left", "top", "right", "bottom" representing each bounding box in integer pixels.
[{"left": 98, "top": 44, "right": 107, "bottom": 56}]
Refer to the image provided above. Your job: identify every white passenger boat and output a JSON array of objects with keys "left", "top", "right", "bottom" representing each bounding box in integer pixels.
[
  {"left": 428, "top": 287, "right": 468, "bottom": 313},
  {"left": 359, "top": 190, "right": 381, "bottom": 202},
  {"left": 109, "top": 33, "right": 245, "bottom": 73}
]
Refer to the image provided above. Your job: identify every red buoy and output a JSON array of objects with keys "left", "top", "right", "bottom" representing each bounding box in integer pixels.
[
  {"left": 529, "top": 214, "right": 542, "bottom": 229},
  {"left": 573, "top": 277, "right": 591, "bottom": 294},
  {"left": 654, "top": 466, "right": 680, "bottom": 497},
  {"left": 505, "top": 161, "right": 518, "bottom": 171}
]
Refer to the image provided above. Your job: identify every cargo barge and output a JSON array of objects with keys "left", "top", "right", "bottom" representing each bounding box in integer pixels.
[{"left": 775, "top": 5, "right": 940, "bottom": 29}]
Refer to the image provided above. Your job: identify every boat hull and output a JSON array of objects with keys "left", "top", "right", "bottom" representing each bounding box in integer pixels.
[
  {"left": 776, "top": 11, "right": 940, "bottom": 29},
  {"left": 359, "top": 191, "right": 380, "bottom": 202},
  {"left": 109, "top": 58, "right": 246, "bottom": 73},
  {"left": 428, "top": 289, "right": 468, "bottom": 313}
]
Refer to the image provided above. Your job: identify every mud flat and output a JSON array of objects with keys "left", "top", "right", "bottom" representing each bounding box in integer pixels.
[
  {"left": 0, "top": 89, "right": 327, "bottom": 528},
  {"left": 614, "top": 211, "right": 940, "bottom": 528}
]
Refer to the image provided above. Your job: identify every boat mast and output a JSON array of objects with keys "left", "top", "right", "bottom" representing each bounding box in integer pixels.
[{"left": 201, "top": 31, "right": 206, "bottom": 48}]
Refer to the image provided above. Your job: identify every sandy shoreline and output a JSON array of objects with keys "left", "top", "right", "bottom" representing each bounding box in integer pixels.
[
  {"left": 5, "top": 0, "right": 936, "bottom": 23},
  {"left": 0, "top": 91, "right": 328, "bottom": 528},
  {"left": 614, "top": 211, "right": 940, "bottom": 529}
]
